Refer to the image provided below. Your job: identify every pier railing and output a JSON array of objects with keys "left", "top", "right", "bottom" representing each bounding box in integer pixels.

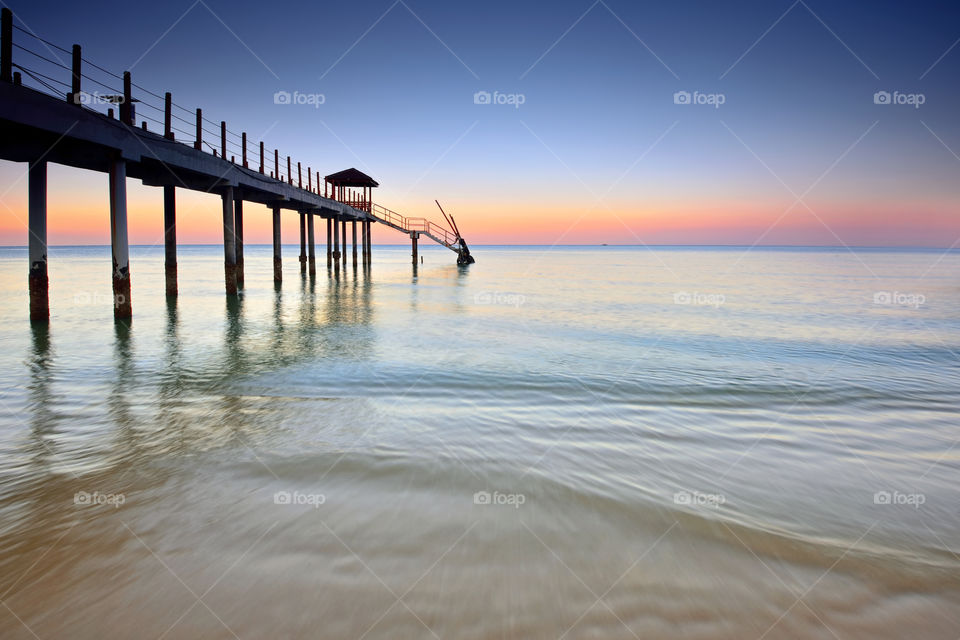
[
  {"left": 1, "top": 15, "right": 332, "bottom": 196},
  {"left": 370, "top": 203, "right": 459, "bottom": 248}
]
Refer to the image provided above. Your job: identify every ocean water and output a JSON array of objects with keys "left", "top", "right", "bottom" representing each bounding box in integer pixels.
[{"left": 0, "top": 244, "right": 958, "bottom": 639}]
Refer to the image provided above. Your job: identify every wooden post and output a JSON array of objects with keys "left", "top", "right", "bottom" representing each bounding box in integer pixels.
[
  {"left": 272, "top": 206, "right": 282, "bottom": 283},
  {"left": 342, "top": 220, "right": 347, "bottom": 266},
  {"left": 274, "top": 149, "right": 279, "bottom": 180},
  {"left": 220, "top": 121, "right": 226, "bottom": 160},
  {"left": 351, "top": 221, "right": 357, "bottom": 267},
  {"left": 234, "top": 196, "right": 244, "bottom": 286},
  {"left": 307, "top": 167, "right": 312, "bottom": 192},
  {"left": 297, "top": 162, "right": 302, "bottom": 188},
  {"left": 307, "top": 213, "right": 316, "bottom": 276},
  {"left": 411, "top": 231, "right": 418, "bottom": 266},
  {"left": 68, "top": 45, "right": 81, "bottom": 104},
  {"left": 109, "top": 157, "right": 132, "bottom": 317},
  {"left": 259, "top": 141, "right": 264, "bottom": 173},
  {"left": 163, "top": 185, "right": 177, "bottom": 295},
  {"left": 194, "top": 108, "right": 202, "bottom": 150},
  {"left": 0, "top": 8, "right": 11, "bottom": 83},
  {"left": 326, "top": 217, "right": 332, "bottom": 267},
  {"left": 221, "top": 187, "right": 237, "bottom": 295},
  {"left": 164, "top": 92, "right": 173, "bottom": 139},
  {"left": 28, "top": 161, "right": 48, "bottom": 321},
  {"left": 287, "top": 156, "right": 292, "bottom": 185},
  {"left": 299, "top": 212, "right": 306, "bottom": 273},
  {"left": 242, "top": 132, "right": 247, "bottom": 167}
]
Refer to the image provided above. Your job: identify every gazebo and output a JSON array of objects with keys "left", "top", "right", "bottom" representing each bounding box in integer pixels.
[{"left": 324, "top": 168, "right": 378, "bottom": 213}]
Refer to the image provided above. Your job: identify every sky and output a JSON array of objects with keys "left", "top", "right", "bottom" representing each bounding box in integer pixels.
[{"left": 1, "top": 0, "right": 959, "bottom": 246}]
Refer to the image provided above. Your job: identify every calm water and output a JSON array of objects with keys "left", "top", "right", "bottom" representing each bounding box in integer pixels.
[{"left": 0, "top": 245, "right": 958, "bottom": 639}]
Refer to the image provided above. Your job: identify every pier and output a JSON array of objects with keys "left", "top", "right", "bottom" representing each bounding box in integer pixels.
[{"left": 0, "top": 8, "right": 471, "bottom": 322}]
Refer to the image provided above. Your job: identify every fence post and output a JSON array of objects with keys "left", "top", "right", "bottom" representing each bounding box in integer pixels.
[
  {"left": 220, "top": 121, "right": 226, "bottom": 159},
  {"left": 259, "top": 141, "right": 264, "bottom": 173},
  {"left": 194, "top": 108, "right": 202, "bottom": 150},
  {"left": 68, "top": 44, "right": 81, "bottom": 104},
  {"left": 164, "top": 92, "right": 173, "bottom": 139},
  {"left": 1, "top": 8, "right": 12, "bottom": 83},
  {"left": 242, "top": 132, "right": 247, "bottom": 167},
  {"left": 120, "top": 71, "right": 132, "bottom": 125}
]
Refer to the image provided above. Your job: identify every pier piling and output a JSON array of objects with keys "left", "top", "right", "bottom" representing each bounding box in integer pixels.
[
  {"left": 272, "top": 206, "right": 282, "bottom": 283},
  {"left": 163, "top": 185, "right": 177, "bottom": 296},
  {"left": 307, "top": 212, "right": 316, "bottom": 276},
  {"left": 221, "top": 187, "right": 237, "bottom": 295},
  {"left": 28, "top": 161, "right": 48, "bottom": 321},
  {"left": 326, "top": 218, "right": 332, "bottom": 267},
  {"left": 411, "top": 231, "right": 418, "bottom": 266},
  {"left": 299, "top": 212, "right": 306, "bottom": 273},
  {"left": 234, "top": 197, "right": 244, "bottom": 286},
  {"left": 109, "top": 158, "right": 132, "bottom": 318},
  {"left": 352, "top": 221, "right": 357, "bottom": 268},
  {"left": 341, "top": 220, "right": 347, "bottom": 266}
]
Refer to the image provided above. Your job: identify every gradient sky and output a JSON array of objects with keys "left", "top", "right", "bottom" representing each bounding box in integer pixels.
[{"left": 1, "top": 0, "right": 959, "bottom": 246}]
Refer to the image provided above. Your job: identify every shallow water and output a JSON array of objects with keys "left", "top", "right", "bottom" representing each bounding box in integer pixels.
[{"left": 0, "top": 245, "right": 958, "bottom": 639}]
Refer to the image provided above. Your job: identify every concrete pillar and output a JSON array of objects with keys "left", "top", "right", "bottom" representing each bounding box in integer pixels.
[
  {"left": 222, "top": 187, "right": 237, "bottom": 295},
  {"left": 299, "top": 212, "right": 307, "bottom": 273},
  {"left": 234, "top": 197, "right": 244, "bottom": 286},
  {"left": 352, "top": 221, "right": 357, "bottom": 268},
  {"left": 326, "top": 217, "right": 332, "bottom": 267},
  {"left": 411, "top": 231, "right": 418, "bottom": 265},
  {"left": 272, "top": 206, "right": 282, "bottom": 283},
  {"left": 365, "top": 221, "right": 372, "bottom": 264},
  {"left": 307, "top": 212, "right": 316, "bottom": 276},
  {"left": 360, "top": 219, "right": 368, "bottom": 264},
  {"left": 28, "top": 161, "right": 48, "bottom": 322},
  {"left": 341, "top": 220, "right": 347, "bottom": 266},
  {"left": 163, "top": 185, "right": 177, "bottom": 296},
  {"left": 109, "top": 158, "right": 132, "bottom": 318},
  {"left": 333, "top": 217, "right": 340, "bottom": 270}
]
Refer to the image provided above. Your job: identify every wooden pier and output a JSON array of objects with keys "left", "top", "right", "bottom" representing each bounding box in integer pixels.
[{"left": 0, "top": 8, "right": 471, "bottom": 322}]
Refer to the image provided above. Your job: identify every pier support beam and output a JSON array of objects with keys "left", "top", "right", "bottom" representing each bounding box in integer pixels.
[
  {"left": 234, "top": 197, "right": 244, "bottom": 287},
  {"left": 307, "top": 212, "right": 316, "bottom": 276},
  {"left": 163, "top": 185, "right": 177, "bottom": 296},
  {"left": 221, "top": 187, "right": 237, "bottom": 295},
  {"left": 333, "top": 217, "right": 340, "bottom": 270},
  {"left": 341, "top": 220, "right": 347, "bottom": 267},
  {"left": 109, "top": 158, "right": 132, "bottom": 318},
  {"left": 411, "top": 231, "right": 418, "bottom": 266},
  {"left": 352, "top": 221, "right": 357, "bottom": 268},
  {"left": 326, "top": 218, "right": 332, "bottom": 267},
  {"left": 28, "top": 161, "right": 48, "bottom": 322},
  {"left": 272, "top": 206, "right": 282, "bottom": 283},
  {"left": 360, "top": 219, "right": 368, "bottom": 264},
  {"left": 299, "top": 212, "right": 307, "bottom": 273}
]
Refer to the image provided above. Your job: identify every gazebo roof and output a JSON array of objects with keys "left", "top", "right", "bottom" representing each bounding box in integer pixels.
[{"left": 325, "top": 168, "right": 379, "bottom": 187}]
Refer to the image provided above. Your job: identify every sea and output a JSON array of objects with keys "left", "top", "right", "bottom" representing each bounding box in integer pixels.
[{"left": 0, "top": 244, "right": 958, "bottom": 639}]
